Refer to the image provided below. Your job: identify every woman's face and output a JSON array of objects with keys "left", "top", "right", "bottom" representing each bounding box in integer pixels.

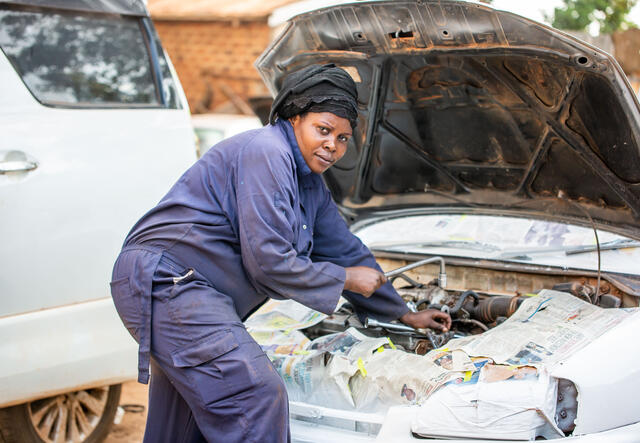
[{"left": 289, "top": 112, "right": 352, "bottom": 174}]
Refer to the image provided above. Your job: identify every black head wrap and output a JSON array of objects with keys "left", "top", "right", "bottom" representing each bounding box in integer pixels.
[{"left": 269, "top": 64, "right": 359, "bottom": 129}]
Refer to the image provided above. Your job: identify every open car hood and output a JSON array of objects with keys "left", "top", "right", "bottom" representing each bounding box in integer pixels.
[{"left": 257, "top": 0, "right": 640, "bottom": 239}]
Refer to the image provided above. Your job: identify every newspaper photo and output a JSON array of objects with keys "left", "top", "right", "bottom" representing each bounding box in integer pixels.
[{"left": 244, "top": 298, "right": 329, "bottom": 331}]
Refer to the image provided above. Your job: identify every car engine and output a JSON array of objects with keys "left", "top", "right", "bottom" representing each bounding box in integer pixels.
[
  {"left": 306, "top": 256, "right": 631, "bottom": 356},
  {"left": 299, "top": 256, "right": 638, "bottom": 436}
]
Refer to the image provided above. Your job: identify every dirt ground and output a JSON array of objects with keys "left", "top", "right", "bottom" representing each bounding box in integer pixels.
[{"left": 104, "top": 381, "right": 149, "bottom": 443}]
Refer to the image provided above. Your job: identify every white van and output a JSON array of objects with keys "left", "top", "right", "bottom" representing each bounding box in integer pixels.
[{"left": 0, "top": 1, "right": 196, "bottom": 441}]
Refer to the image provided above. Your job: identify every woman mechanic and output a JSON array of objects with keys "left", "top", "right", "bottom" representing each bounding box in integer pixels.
[{"left": 110, "top": 64, "right": 452, "bottom": 442}]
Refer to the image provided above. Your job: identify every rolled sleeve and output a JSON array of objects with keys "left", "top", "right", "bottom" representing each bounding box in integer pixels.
[{"left": 235, "top": 142, "right": 345, "bottom": 315}]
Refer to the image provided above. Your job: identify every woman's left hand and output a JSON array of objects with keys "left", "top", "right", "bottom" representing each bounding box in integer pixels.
[{"left": 399, "top": 309, "right": 452, "bottom": 332}]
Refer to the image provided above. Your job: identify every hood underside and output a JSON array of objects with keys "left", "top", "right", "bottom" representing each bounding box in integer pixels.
[{"left": 257, "top": 0, "right": 640, "bottom": 239}]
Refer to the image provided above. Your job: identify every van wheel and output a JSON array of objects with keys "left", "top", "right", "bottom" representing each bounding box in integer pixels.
[{"left": 0, "top": 384, "right": 122, "bottom": 443}]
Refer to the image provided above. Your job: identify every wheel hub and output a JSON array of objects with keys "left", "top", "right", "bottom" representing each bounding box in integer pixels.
[{"left": 28, "top": 387, "right": 109, "bottom": 443}]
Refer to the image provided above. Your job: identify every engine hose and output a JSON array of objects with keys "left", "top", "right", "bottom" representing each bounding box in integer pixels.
[
  {"left": 464, "top": 296, "right": 524, "bottom": 323},
  {"left": 449, "top": 290, "right": 480, "bottom": 315}
]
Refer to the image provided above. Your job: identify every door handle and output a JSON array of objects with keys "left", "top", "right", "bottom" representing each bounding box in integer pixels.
[{"left": 0, "top": 160, "right": 39, "bottom": 173}]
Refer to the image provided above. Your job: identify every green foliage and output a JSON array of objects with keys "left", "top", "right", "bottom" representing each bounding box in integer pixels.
[{"left": 549, "top": 0, "right": 637, "bottom": 34}]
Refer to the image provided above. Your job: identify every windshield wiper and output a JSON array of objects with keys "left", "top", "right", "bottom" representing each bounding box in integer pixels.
[
  {"left": 498, "top": 238, "right": 640, "bottom": 260},
  {"left": 564, "top": 239, "right": 640, "bottom": 255},
  {"left": 369, "top": 240, "right": 502, "bottom": 253}
]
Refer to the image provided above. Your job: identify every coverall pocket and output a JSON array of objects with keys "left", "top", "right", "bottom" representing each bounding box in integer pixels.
[
  {"left": 167, "top": 267, "right": 196, "bottom": 299},
  {"left": 171, "top": 328, "right": 238, "bottom": 368},
  {"left": 171, "top": 329, "right": 267, "bottom": 406},
  {"left": 110, "top": 276, "right": 142, "bottom": 342}
]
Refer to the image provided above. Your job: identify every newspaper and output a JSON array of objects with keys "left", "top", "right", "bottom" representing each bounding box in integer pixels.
[
  {"left": 412, "top": 366, "right": 562, "bottom": 440},
  {"left": 253, "top": 328, "right": 390, "bottom": 409},
  {"left": 243, "top": 299, "right": 389, "bottom": 408},
  {"left": 352, "top": 349, "right": 452, "bottom": 409},
  {"left": 444, "top": 289, "right": 631, "bottom": 369},
  {"left": 243, "top": 298, "right": 482, "bottom": 410},
  {"left": 245, "top": 290, "right": 636, "bottom": 426},
  {"left": 411, "top": 290, "right": 636, "bottom": 440},
  {"left": 253, "top": 327, "right": 481, "bottom": 411},
  {"left": 361, "top": 215, "right": 625, "bottom": 254},
  {"left": 259, "top": 327, "right": 462, "bottom": 410},
  {"left": 358, "top": 215, "right": 639, "bottom": 275},
  {"left": 248, "top": 329, "right": 310, "bottom": 356},
  {"left": 244, "top": 298, "right": 328, "bottom": 331}
]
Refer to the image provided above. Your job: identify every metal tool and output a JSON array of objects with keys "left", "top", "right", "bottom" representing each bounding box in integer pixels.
[
  {"left": 383, "top": 256, "right": 447, "bottom": 288},
  {"left": 365, "top": 258, "right": 450, "bottom": 347},
  {"left": 365, "top": 317, "right": 422, "bottom": 334},
  {"left": 364, "top": 317, "right": 440, "bottom": 348}
]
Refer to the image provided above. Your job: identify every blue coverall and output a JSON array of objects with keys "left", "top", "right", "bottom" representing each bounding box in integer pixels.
[{"left": 110, "top": 119, "right": 410, "bottom": 442}]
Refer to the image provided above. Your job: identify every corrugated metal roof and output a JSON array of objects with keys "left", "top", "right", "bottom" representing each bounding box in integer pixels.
[{"left": 148, "top": 0, "right": 301, "bottom": 20}]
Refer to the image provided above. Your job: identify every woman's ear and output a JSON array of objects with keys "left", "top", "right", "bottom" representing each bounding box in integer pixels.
[{"left": 289, "top": 115, "right": 301, "bottom": 127}]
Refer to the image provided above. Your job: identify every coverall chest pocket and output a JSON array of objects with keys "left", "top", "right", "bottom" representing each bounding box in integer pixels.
[
  {"left": 110, "top": 276, "right": 142, "bottom": 343},
  {"left": 170, "top": 328, "right": 267, "bottom": 406},
  {"left": 295, "top": 215, "right": 313, "bottom": 257}
]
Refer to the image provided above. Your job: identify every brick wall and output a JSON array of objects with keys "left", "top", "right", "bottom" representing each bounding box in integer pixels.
[
  {"left": 154, "top": 20, "right": 272, "bottom": 114},
  {"left": 613, "top": 29, "right": 640, "bottom": 78}
]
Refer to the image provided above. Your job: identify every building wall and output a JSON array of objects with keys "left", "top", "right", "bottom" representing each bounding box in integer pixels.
[
  {"left": 154, "top": 20, "right": 272, "bottom": 114},
  {"left": 611, "top": 29, "right": 640, "bottom": 95}
]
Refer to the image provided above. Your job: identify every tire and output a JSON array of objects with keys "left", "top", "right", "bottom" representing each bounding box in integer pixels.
[{"left": 0, "top": 384, "right": 122, "bottom": 443}]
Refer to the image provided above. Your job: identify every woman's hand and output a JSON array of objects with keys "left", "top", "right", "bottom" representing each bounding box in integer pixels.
[
  {"left": 400, "top": 309, "right": 452, "bottom": 333},
  {"left": 344, "top": 266, "right": 387, "bottom": 298}
]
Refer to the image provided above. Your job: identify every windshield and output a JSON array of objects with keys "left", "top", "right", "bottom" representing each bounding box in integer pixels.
[{"left": 354, "top": 214, "right": 640, "bottom": 276}]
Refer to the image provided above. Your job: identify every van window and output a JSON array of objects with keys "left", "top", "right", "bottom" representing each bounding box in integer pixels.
[
  {"left": 151, "top": 29, "right": 181, "bottom": 109},
  {"left": 0, "top": 8, "right": 175, "bottom": 107}
]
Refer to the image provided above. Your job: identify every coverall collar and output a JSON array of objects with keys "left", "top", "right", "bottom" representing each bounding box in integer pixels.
[{"left": 279, "top": 119, "right": 313, "bottom": 178}]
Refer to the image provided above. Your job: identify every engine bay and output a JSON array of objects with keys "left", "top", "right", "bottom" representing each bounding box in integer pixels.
[
  {"left": 246, "top": 255, "right": 640, "bottom": 439},
  {"left": 298, "top": 256, "right": 640, "bottom": 437},
  {"left": 306, "top": 256, "right": 636, "bottom": 356}
]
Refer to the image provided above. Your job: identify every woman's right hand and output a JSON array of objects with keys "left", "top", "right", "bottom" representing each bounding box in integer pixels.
[{"left": 344, "top": 266, "right": 387, "bottom": 298}]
